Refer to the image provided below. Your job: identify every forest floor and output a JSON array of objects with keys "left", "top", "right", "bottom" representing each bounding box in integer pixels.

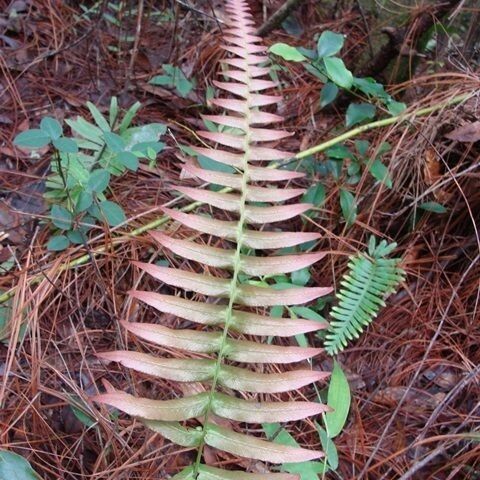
[{"left": 0, "top": 1, "right": 479, "bottom": 479}]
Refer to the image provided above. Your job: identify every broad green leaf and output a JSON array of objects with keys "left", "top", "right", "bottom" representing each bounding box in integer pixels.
[
  {"left": 269, "top": 43, "right": 307, "bottom": 62},
  {"left": 282, "top": 14, "right": 303, "bottom": 36},
  {"left": 103, "top": 131, "right": 125, "bottom": 153},
  {"left": 346, "top": 103, "right": 376, "bottom": 127},
  {"left": 302, "top": 183, "right": 325, "bottom": 206},
  {"left": 123, "top": 124, "right": 166, "bottom": 150},
  {"left": 369, "top": 159, "right": 392, "bottom": 188},
  {"left": 13, "top": 129, "right": 51, "bottom": 148},
  {"left": 87, "top": 169, "right": 110, "bottom": 193},
  {"left": 176, "top": 77, "right": 195, "bottom": 98},
  {"left": 149, "top": 74, "right": 171, "bottom": 86},
  {"left": 51, "top": 205, "right": 73, "bottom": 230},
  {"left": 291, "top": 268, "right": 311, "bottom": 287},
  {"left": 52, "top": 137, "right": 78, "bottom": 153},
  {"left": 355, "top": 139, "right": 370, "bottom": 157},
  {"left": 91, "top": 200, "right": 126, "bottom": 226},
  {"left": 418, "top": 201, "right": 447, "bottom": 214},
  {"left": 324, "top": 361, "right": 351, "bottom": 438},
  {"left": 130, "top": 141, "right": 164, "bottom": 157},
  {"left": 326, "top": 144, "right": 354, "bottom": 160},
  {"left": 320, "top": 82, "right": 338, "bottom": 108},
  {"left": 86, "top": 101, "right": 111, "bottom": 131},
  {"left": 323, "top": 57, "right": 353, "bottom": 89},
  {"left": 116, "top": 151, "right": 139, "bottom": 171},
  {"left": 40, "top": 117, "right": 62, "bottom": 140},
  {"left": 339, "top": 189, "right": 357, "bottom": 227},
  {"left": 0, "top": 450, "right": 41, "bottom": 479},
  {"left": 67, "top": 230, "right": 88, "bottom": 245},
  {"left": 76, "top": 191, "right": 93, "bottom": 212},
  {"left": 352, "top": 77, "right": 387, "bottom": 99},
  {"left": 387, "top": 100, "right": 406, "bottom": 116},
  {"left": 317, "top": 424, "right": 338, "bottom": 470},
  {"left": 47, "top": 235, "right": 70, "bottom": 251},
  {"left": 150, "top": 65, "right": 194, "bottom": 97},
  {"left": 317, "top": 31, "right": 344, "bottom": 58}
]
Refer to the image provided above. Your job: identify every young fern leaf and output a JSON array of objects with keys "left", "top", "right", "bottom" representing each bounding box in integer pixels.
[
  {"left": 324, "top": 237, "right": 405, "bottom": 356},
  {"left": 93, "top": 1, "right": 332, "bottom": 477}
]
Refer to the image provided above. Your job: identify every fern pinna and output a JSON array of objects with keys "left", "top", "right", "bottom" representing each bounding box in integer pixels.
[{"left": 93, "top": 1, "right": 332, "bottom": 478}]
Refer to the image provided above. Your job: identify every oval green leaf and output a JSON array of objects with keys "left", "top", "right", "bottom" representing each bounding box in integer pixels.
[
  {"left": 0, "top": 450, "right": 41, "bottom": 479},
  {"left": 324, "top": 361, "right": 351, "bottom": 438},
  {"left": 323, "top": 57, "right": 353, "bottom": 89},
  {"left": 320, "top": 82, "right": 338, "bottom": 108},
  {"left": 345, "top": 103, "right": 376, "bottom": 127},
  {"left": 339, "top": 189, "right": 357, "bottom": 227},
  {"left": 317, "top": 31, "right": 345, "bottom": 58},
  {"left": 116, "top": 151, "right": 139, "bottom": 171},
  {"left": 91, "top": 200, "right": 126, "bottom": 226},
  {"left": 419, "top": 201, "right": 447, "bottom": 214},
  {"left": 13, "top": 129, "right": 51, "bottom": 149},
  {"left": 52, "top": 137, "right": 78, "bottom": 153},
  {"left": 40, "top": 117, "right": 62, "bottom": 140},
  {"left": 103, "top": 131, "right": 126, "bottom": 153},
  {"left": 51, "top": 205, "right": 73, "bottom": 230},
  {"left": 269, "top": 43, "right": 307, "bottom": 62},
  {"left": 87, "top": 169, "right": 110, "bottom": 193},
  {"left": 47, "top": 235, "right": 70, "bottom": 251}
]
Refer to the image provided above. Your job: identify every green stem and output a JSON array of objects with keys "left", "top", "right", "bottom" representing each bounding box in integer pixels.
[
  {"left": 0, "top": 93, "right": 469, "bottom": 305},
  {"left": 294, "top": 93, "right": 469, "bottom": 159}
]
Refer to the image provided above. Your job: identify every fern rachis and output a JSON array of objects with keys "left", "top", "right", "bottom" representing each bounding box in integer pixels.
[{"left": 93, "top": 1, "right": 332, "bottom": 478}]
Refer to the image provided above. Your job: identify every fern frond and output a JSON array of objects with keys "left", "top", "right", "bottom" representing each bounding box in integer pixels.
[
  {"left": 324, "top": 237, "right": 405, "bottom": 356},
  {"left": 93, "top": 1, "right": 332, "bottom": 478}
]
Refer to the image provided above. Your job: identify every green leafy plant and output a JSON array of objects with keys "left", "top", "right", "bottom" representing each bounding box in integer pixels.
[
  {"left": 77, "top": 2, "right": 173, "bottom": 48},
  {"left": 14, "top": 98, "right": 166, "bottom": 250},
  {"left": 0, "top": 450, "right": 41, "bottom": 479},
  {"left": 325, "top": 237, "right": 405, "bottom": 355},
  {"left": 270, "top": 30, "right": 405, "bottom": 118},
  {"left": 270, "top": 35, "right": 401, "bottom": 229},
  {"left": 93, "top": 1, "right": 336, "bottom": 478},
  {"left": 150, "top": 64, "right": 196, "bottom": 98},
  {"left": 298, "top": 140, "right": 393, "bottom": 227}
]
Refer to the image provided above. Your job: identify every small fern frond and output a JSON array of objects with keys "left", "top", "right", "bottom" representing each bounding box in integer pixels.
[
  {"left": 324, "top": 237, "right": 405, "bottom": 356},
  {"left": 93, "top": 1, "right": 332, "bottom": 478}
]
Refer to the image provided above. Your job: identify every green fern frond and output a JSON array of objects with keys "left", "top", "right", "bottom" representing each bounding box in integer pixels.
[{"left": 324, "top": 237, "right": 405, "bottom": 355}]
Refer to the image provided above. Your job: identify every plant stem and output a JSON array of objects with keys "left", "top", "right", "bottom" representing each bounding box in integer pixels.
[
  {"left": 294, "top": 93, "right": 469, "bottom": 159},
  {"left": 0, "top": 92, "right": 470, "bottom": 305}
]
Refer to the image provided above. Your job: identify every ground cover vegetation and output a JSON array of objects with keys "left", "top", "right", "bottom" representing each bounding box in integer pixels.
[{"left": 0, "top": 0, "right": 478, "bottom": 478}]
